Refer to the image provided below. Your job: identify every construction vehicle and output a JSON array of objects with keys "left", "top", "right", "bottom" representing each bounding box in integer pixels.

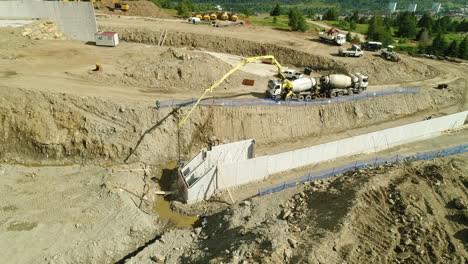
[
  {"left": 282, "top": 69, "right": 304, "bottom": 80},
  {"left": 380, "top": 45, "right": 400, "bottom": 62},
  {"left": 187, "top": 17, "right": 201, "bottom": 24},
  {"left": 268, "top": 77, "right": 317, "bottom": 100},
  {"left": 202, "top": 13, "right": 211, "bottom": 21},
  {"left": 112, "top": 0, "right": 129, "bottom": 12},
  {"left": 320, "top": 73, "right": 368, "bottom": 97},
  {"left": 210, "top": 12, "right": 217, "bottom": 20},
  {"left": 217, "top": 11, "right": 229, "bottom": 21},
  {"left": 178, "top": 55, "right": 292, "bottom": 127},
  {"left": 339, "top": 44, "right": 364, "bottom": 57},
  {"left": 229, "top": 13, "right": 238, "bottom": 22},
  {"left": 361, "top": 41, "right": 382, "bottom": 51},
  {"left": 319, "top": 28, "right": 346, "bottom": 46},
  {"left": 267, "top": 73, "right": 368, "bottom": 100},
  {"left": 192, "top": 13, "right": 203, "bottom": 20}
]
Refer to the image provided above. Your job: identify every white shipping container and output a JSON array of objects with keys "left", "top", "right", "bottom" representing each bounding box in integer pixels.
[{"left": 95, "top": 31, "right": 119, "bottom": 47}]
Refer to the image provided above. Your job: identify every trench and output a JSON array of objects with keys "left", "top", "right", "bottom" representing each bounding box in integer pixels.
[{"left": 154, "top": 161, "right": 198, "bottom": 228}]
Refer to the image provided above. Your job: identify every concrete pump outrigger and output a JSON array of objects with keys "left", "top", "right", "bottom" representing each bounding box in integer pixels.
[{"left": 178, "top": 55, "right": 293, "bottom": 127}]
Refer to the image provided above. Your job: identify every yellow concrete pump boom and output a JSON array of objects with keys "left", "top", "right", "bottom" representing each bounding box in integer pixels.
[{"left": 178, "top": 55, "right": 291, "bottom": 127}]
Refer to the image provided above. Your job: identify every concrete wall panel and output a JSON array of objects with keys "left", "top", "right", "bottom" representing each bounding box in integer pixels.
[{"left": 0, "top": 1, "right": 97, "bottom": 41}]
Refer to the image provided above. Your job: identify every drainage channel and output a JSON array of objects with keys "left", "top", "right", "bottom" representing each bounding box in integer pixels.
[{"left": 115, "top": 161, "right": 199, "bottom": 263}]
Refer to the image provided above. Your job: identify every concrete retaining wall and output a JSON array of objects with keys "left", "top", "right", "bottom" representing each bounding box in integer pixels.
[
  {"left": 180, "top": 112, "right": 467, "bottom": 203},
  {"left": 0, "top": 1, "right": 97, "bottom": 41},
  {"left": 218, "top": 111, "right": 468, "bottom": 190},
  {"left": 178, "top": 139, "right": 255, "bottom": 203}
]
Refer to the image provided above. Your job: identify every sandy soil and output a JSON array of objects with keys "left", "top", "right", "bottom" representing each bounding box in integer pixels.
[{"left": 0, "top": 163, "right": 162, "bottom": 264}]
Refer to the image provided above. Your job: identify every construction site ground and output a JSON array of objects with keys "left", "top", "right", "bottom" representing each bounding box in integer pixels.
[{"left": 0, "top": 13, "right": 467, "bottom": 264}]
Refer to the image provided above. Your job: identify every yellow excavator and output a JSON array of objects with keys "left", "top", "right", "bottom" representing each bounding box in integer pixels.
[
  {"left": 112, "top": 0, "right": 129, "bottom": 12},
  {"left": 217, "top": 11, "right": 229, "bottom": 21},
  {"left": 202, "top": 13, "right": 211, "bottom": 21},
  {"left": 178, "top": 55, "right": 292, "bottom": 127},
  {"left": 192, "top": 12, "right": 203, "bottom": 20},
  {"left": 209, "top": 12, "right": 217, "bottom": 20}
]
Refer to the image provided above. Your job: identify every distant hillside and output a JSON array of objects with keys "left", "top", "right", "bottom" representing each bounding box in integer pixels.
[{"left": 187, "top": 0, "right": 466, "bottom": 13}]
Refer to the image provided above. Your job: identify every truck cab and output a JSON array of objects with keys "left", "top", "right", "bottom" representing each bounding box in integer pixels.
[
  {"left": 335, "top": 34, "right": 346, "bottom": 45},
  {"left": 354, "top": 73, "right": 369, "bottom": 90},
  {"left": 267, "top": 80, "right": 282, "bottom": 99}
]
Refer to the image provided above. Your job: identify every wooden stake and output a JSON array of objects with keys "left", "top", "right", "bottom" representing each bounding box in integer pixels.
[{"left": 217, "top": 167, "right": 235, "bottom": 204}]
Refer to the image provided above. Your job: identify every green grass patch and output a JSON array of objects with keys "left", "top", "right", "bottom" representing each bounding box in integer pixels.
[
  {"left": 249, "top": 15, "right": 291, "bottom": 30},
  {"left": 250, "top": 15, "right": 321, "bottom": 32}
]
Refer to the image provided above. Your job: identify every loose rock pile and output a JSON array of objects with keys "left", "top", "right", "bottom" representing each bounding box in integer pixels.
[{"left": 21, "top": 20, "right": 66, "bottom": 40}]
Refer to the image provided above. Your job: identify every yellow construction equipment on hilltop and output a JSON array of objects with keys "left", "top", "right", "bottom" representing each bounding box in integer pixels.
[
  {"left": 178, "top": 55, "right": 292, "bottom": 127},
  {"left": 112, "top": 0, "right": 129, "bottom": 12}
]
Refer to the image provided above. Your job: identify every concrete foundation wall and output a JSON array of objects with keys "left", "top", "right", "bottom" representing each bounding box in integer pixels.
[
  {"left": 219, "top": 111, "right": 468, "bottom": 189},
  {"left": 0, "top": 1, "right": 97, "bottom": 41},
  {"left": 179, "top": 139, "right": 255, "bottom": 203}
]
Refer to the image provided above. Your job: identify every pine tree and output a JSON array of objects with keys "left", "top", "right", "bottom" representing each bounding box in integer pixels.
[
  {"left": 270, "top": 4, "right": 281, "bottom": 16},
  {"left": 446, "top": 40, "right": 458, "bottom": 57},
  {"left": 307, "top": 9, "right": 315, "bottom": 19},
  {"left": 367, "top": 15, "right": 382, "bottom": 41},
  {"left": 176, "top": 1, "right": 190, "bottom": 18},
  {"left": 417, "top": 13, "right": 433, "bottom": 29},
  {"left": 351, "top": 10, "right": 359, "bottom": 23},
  {"left": 431, "top": 34, "right": 448, "bottom": 56},
  {"left": 346, "top": 32, "right": 352, "bottom": 42},
  {"left": 459, "top": 37, "right": 468, "bottom": 60},
  {"left": 323, "top": 8, "right": 338, "bottom": 21},
  {"left": 397, "top": 12, "right": 417, "bottom": 38},
  {"left": 289, "top": 8, "right": 308, "bottom": 32}
]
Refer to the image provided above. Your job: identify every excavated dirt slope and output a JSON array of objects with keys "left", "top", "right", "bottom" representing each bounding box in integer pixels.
[{"left": 0, "top": 79, "right": 463, "bottom": 166}]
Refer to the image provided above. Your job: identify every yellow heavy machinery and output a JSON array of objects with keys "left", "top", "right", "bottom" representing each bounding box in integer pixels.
[
  {"left": 192, "top": 12, "right": 203, "bottom": 20},
  {"left": 112, "top": 0, "right": 129, "bottom": 12},
  {"left": 178, "top": 55, "right": 292, "bottom": 127},
  {"left": 209, "top": 12, "right": 217, "bottom": 20},
  {"left": 202, "top": 13, "right": 211, "bottom": 21},
  {"left": 229, "top": 13, "right": 238, "bottom": 22},
  {"left": 217, "top": 11, "right": 229, "bottom": 21}
]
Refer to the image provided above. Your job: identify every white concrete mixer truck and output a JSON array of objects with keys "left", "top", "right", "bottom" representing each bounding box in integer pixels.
[
  {"left": 267, "top": 77, "right": 319, "bottom": 100},
  {"left": 319, "top": 73, "right": 368, "bottom": 97},
  {"left": 267, "top": 73, "right": 368, "bottom": 100}
]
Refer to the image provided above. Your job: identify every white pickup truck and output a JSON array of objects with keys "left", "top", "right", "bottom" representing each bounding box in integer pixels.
[
  {"left": 282, "top": 69, "right": 304, "bottom": 80},
  {"left": 338, "top": 45, "right": 364, "bottom": 57}
]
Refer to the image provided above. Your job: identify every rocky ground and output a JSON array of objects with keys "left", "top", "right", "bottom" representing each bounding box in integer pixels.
[{"left": 128, "top": 153, "right": 468, "bottom": 264}]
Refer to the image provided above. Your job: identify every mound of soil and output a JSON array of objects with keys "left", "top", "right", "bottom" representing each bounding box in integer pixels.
[
  {"left": 73, "top": 47, "right": 254, "bottom": 92},
  {"left": 95, "top": 0, "right": 173, "bottom": 19}
]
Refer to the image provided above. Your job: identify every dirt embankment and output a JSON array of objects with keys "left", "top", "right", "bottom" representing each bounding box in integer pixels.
[
  {"left": 95, "top": 0, "right": 173, "bottom": 19},
  {"left": 99, "top": 23, "right": 438, "bottom": 85},
  {"left": 0, "top": 77, "right": 463, "bottom": 166}
]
